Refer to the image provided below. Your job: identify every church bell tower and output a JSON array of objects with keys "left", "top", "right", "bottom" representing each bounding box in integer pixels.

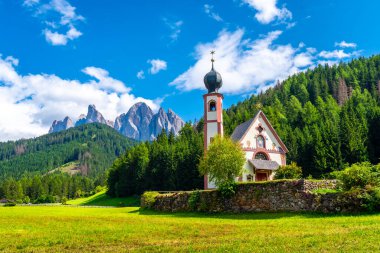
[{"left": 203, "top": 51, "right": 224, "bottom": 189}]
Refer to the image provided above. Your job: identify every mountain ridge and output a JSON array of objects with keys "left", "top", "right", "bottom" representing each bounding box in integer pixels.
[{"left": 49, "top": 103, "right": 185, "bottom": 141}]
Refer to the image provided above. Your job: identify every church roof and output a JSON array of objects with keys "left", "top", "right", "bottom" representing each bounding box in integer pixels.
[
  {"left": 230, "top": 110, "right": 289, "bottom": 153},
  {"left": 249, "top": 159, "right": 280, "bottom": 171},
  {"left": 230, "top": 118, "right": 255, "bottom": 142}
]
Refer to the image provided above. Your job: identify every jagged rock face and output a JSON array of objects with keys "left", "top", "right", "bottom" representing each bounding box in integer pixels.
[
  {"left": 49, "top": 103, "right": 185, "bottom": 141},
  {"left": 167, "top": 108, "right": 185, "bottom": 134},
  {"left": 150, "top": 108, "right": 171, "bottom": 138},
  {"left": 115, "top": 103, "right": 185, "bottom": 141},
  {"left": 117, "top": 102, "right": 154, "bottom": 141},
  {"left": 75, "top": 105, "right": 107, "bottom": 127},
  {"left": 48, "top": 116, "right": 73, "bottom": 133}
]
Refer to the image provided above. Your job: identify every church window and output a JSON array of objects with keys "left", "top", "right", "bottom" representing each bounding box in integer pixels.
[
  {"left": 247, "top": 174, "right": 253, "bottom": 181},
  {"left": 255, "top": 152, "right": 268, "bottom": 160},
  {"left": 258, "top": 125, "right": 264, "bottom": 133},
  {"left": 209, "top": 100, "right": 216, "bottom": 111},
  {"left": 257, "top": 135, "right": 265, "bottom": 148}
]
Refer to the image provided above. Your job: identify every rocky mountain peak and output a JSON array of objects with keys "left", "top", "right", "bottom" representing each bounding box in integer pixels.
[
  {"left": 48, "top": 116, "right": 74, "bottom": 133},
  {"left": 49, "top": 103, "right": 185, "bottom": 141}
]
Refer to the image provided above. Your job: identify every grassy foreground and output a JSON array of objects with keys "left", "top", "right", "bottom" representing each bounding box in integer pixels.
[
  {"left": 66, "top": 190, "right": 139, "bottom": 207},
  {"left": 0, "top": 206, "right": 380, "bottom": 252}
]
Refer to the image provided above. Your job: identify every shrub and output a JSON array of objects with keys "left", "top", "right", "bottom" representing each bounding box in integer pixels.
[
  {"left": 61, "top": 197, "right": 68, "bottom": 205},
  {"left": 141, "top": 191, "right": 159, "bottom": 209},
  {"left": 361, "top": 187, "right": 380, "bottom": 211},
  {"left": 218, "top": 182, "right": 237, "bottom": 199},
  {"left": 188, "top": 191, "right": 200, "bottom": 210},
  {"left": 23, "top": 196, "right": 30, "bottom": 204},
  {"left": 274, "top": 162, "right": 302, "bottom": 180},
  {"left": 4, "top": 202, "right": 16, "bottom": 207},
  {"left": 337, "top": 163, "right": 380, "bottom": 191},
  {"left": 95, "top": 185, "right": 105, "bottom": 193}
]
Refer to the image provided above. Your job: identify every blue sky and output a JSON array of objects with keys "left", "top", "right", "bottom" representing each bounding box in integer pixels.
[{"left": 0, "top": 0, "right": 379, "bottom": 140}]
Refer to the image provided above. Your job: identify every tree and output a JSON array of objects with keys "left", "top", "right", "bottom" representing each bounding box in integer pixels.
[{"left": 199, "top": 135, "right": 245, "bottom": 186}]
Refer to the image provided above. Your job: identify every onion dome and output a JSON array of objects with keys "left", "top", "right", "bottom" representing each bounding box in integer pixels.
[{"left": 204, "top": 51, "right": 223, "bottom": 93}]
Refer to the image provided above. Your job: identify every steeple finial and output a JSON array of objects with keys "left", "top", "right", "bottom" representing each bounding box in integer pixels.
[{"left": 210, "top": 50, "right": 215, "bottom": 70}]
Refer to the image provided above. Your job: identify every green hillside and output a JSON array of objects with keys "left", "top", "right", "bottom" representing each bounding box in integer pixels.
[
  {"left": 0, "top": 123, "right": 136, "bottom": 180},
  {"left": 223, "top": 55, "right": 380, "bottom": 177}
]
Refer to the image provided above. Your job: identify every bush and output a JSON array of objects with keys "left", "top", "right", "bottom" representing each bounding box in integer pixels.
[
  {"left": 95, "top": 185, "right": 105, "bottom": 193},
  {"left": 61, "top": 197, "right": 68, "bottom": 205},
  {"left": 141, "top": 191, "right": 159, "bottom": 209},
  {"left": 361, "top": 187, "right": 380, "bottom": 211},
  {"left": 23, "top": 196, "right": 30, "bottom": 204},
  {"left": 274, "top": 162, "right": 302, "bottom": 180},
  {"left": 218, "top": 182, "right": 237, "bottom": 198},
  {"left": 4, "top": 202, "right": 16, "bottom": 207},
  {"left": 337, "top": 163, "right": 380, "bottom": 191},
  {"left": 188, "top": 191, "right": 200, "bottom": 210}
]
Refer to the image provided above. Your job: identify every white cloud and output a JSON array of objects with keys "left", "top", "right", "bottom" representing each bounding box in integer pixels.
[
  {"left": 170, "top": 29, "right": 315, "bottom": 94},
  {"left": 148, "top": 59, "right": 167, "bottom": 74},
  {"left": 335, "top": 41, "right": 357, "bottom": 48},
  {"left": 82, "top": 67, "right": 130, "bottom": 93},
  {"left": 164, "top": 18, "right": 183, "bottom": 42},
  {"left": 319, "top": 49, "right": 355, "bottom": 59},
  {"left": 0, "top": 55, "right": 160, "bottom": 141},
  {"left": 204, "top": 4, "right": 223, "bottom": 22},
  {"left": 136, "top": 70, "right": 145, "bottom": 80},
  {"left": 243, "top": 0, "right": 292, "bottom": 24},
  {"left": 23, "top": 0, "right": 84, "bottom": 46}
]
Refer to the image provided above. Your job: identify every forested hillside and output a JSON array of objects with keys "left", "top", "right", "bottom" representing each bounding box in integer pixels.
[
  {"left": 0, "top": 123, "right": 136, "bottom": 180},
  {"left": 107, "top": 124, "right": 204, "bottom": 197},
  {"left": 224, "top": 55, "right": 380, "bottom": 177}
]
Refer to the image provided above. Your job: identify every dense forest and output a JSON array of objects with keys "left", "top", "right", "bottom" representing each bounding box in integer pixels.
[
  {"left": 108, "top": 55, "right": 380, "bottom": 196},
  {"left": 0, "top": 173, "right": 97, "bottom": 203},
  {"left": 0, "top": 123, "right": 136, "bottom": 180},
  {"left": 107, "top": 124, "right": 204, "bottom": 197}
]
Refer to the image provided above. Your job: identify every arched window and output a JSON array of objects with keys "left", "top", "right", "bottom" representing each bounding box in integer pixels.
[
  {"left": 255, "top": 152, "right": 268, "bottom": 160},
  {"left": 257, "top": 135, "right": 265, "bottom": 148},
  {"left": 209, "top": 100, "right": 216, "bottom": 111}
]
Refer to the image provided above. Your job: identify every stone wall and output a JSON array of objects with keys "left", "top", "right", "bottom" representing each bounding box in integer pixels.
[{"left": 143, "top": 180, "right": 364, "bottom": 213}]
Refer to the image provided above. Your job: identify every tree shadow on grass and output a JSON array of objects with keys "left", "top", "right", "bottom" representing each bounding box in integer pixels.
[{"left": 130, "top": 208, "right": 380, "bottom": 220}]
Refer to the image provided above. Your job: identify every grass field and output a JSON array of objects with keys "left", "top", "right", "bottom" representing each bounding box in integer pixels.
[
  {"left": 66, "top": 190, "right": 139, "bottom": 207},
  {"left": 0, "top": 206, "right": 379, "bottom": 252}
]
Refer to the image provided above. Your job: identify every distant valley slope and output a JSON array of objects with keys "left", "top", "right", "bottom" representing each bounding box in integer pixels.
[
  {"left": 49, "top": 102, "right": 185, "bottom": 141},
  {"left": 0, "top": 123, "right": 136, "bottom": 179}
]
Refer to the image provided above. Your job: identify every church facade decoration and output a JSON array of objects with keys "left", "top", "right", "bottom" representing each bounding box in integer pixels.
[{"left": 202, "top": 51, "right": 288, "bottom": 189}]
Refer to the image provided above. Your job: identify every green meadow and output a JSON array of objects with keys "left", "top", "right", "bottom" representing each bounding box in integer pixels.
[{"left": 0, "top": 205, "right": 379, "bottom": 252}]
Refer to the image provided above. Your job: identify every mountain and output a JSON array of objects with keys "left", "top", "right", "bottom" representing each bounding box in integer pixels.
[
  {"left": 115, "top": 102, "right": 154, "bottom": 141},
  {"left": 0, "top": 123, "right": 136, "bottom": 180},
  {"left": 75, "top": 104, "right": 107, "bottom": 127},
  {"left": 49, "top": 102, "right": 185, "bottom": 141},
  {"left": 48, "top": 116, "right": 74, "bottom": 133}
]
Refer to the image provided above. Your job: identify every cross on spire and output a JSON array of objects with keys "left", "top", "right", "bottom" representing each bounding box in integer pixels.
[{"left": 210, "top": 50, "right": 215, "bottom": 69}]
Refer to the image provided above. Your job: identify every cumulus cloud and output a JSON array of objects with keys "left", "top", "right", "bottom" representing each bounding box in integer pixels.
[
  {"left": 243, "top": 0, "right": 292, "bottom": 24},
  {"left": 148, "top": 59, "right": 167, "bottom": 74},
  {"left": 163, "top": 18, "right": 183, "bottom": 42},
  {"left": 318, "top": 49, "right": 358, "bottom": 59},
  {"left": 23, "top": 0, "right": 84, "bottom": 46},
  {"left": 170, "top": 29, "right": 315, "bottom": 94},
  {"left": 335, "top": 41, "right": 357, "bottom": 48},
  {"left": 204, "top": 4, "right": 223, "bottom": 22},
  {"left": 0, "top": 55, "right": 160, "bottom": 141},
  {"left": 136, "top": 70, "right": 145, "bottom": 79}
]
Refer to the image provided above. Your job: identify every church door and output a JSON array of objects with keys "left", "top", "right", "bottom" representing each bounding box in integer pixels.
[{"left": 256, "top": 172, "right": 268, "bottom": 181}]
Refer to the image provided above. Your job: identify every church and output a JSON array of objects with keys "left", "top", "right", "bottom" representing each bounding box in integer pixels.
[{"left": 203, "top": 52, "right": 288, "bottom": 189}]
